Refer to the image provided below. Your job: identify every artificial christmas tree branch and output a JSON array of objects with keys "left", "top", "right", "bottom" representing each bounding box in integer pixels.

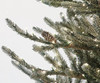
[
  {"left": 40, "top": 0, "right": 100, "bottom": 15},
  {"left": 6, "top": 18, "right": 100, "bottom": 51},
  {"left": 39, "top": 51, "right": 62, "bottom": 69},
  {"left": 2, "top": 0, "right": 100, "bottom": 82},
  {"left": 41, "top": 0, "right": 85, "bottom": 8},
  {"left": 4, "top": 15, "right": 100, "bottom": 82},
  {"left": 2, "top": 46, "right": 85, "bottom": 81},
  {"left": 6, "top": 19, "right": 51, "bottom": 44}
]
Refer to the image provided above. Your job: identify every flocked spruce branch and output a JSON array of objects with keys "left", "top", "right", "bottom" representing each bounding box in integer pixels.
[
  {"left": 6, "top": 18, "right": 100, "bottom": 51},
  {"left": 2, "top": 0, "right": 100, "bottom": 83},
  {"left": 2, "top": 46, "right": 85, "bottom": 83},
  {"left": 40, "top": 0, "right": 100, "bottom": 15}
]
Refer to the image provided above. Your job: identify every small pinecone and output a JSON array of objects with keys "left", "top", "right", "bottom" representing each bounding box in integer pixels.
[{"left": 42, "top": 31, "right": 56, "bottom": 43}]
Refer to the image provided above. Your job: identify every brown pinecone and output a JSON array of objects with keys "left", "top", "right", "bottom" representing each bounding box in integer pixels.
[{"left": 42, "top": 31, "right": 56, "bottom": 44}]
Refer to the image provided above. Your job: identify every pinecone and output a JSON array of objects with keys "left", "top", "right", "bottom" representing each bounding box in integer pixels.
[{"left": 42, "top": 31, "right": 56, "bottom": 44}]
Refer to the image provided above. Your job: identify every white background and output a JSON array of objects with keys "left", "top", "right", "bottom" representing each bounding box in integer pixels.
[{"left": 0, "top": 0, "right": 66, "bottom": 83}]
